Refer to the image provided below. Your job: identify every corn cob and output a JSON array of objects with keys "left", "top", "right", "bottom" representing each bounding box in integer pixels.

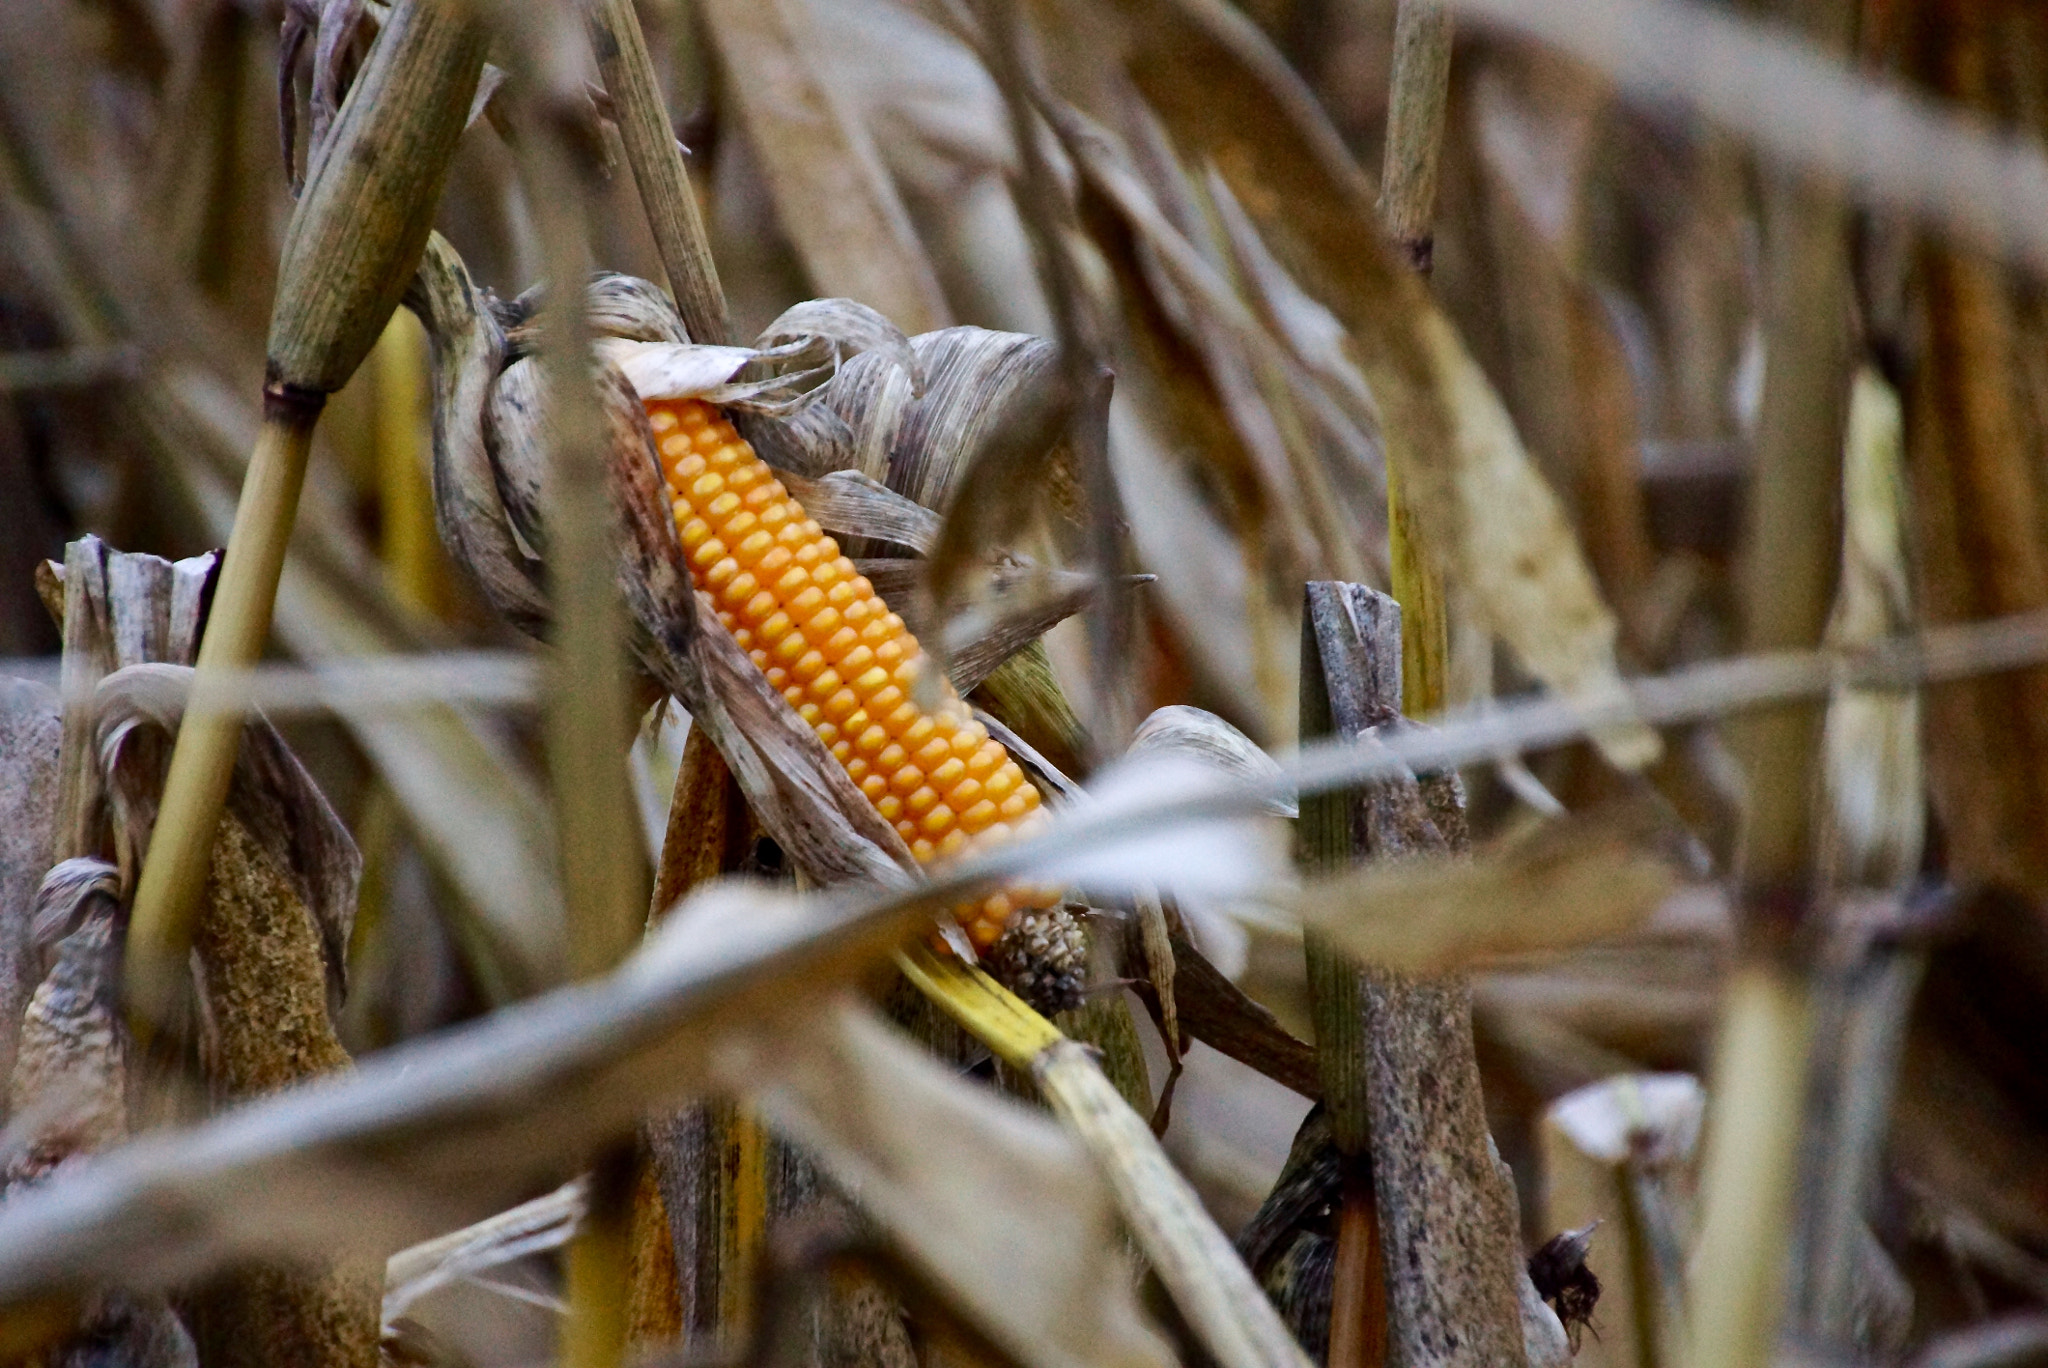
[{"left": 649, "top": 397, "right": 1050, "bottom": 947}]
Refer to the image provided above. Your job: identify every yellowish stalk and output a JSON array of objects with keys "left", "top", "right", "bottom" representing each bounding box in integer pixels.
[
  {"left": 125, "top": 403, "right": 321, "bottom": 1034},
  {"left": 1684, "top": 963, "right": 1815, "bottom": 1368},
  {"left": 373, "top": 310, "right": 442, "bottom": 619}
]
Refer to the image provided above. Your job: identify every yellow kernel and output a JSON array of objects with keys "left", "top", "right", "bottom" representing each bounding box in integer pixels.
[
  {"left": 758, "top": 547, "right": 793, "bottom": 576},
  {"left": 798, "top": 702, "right": 823, "bottom": 725},
  {"left": 743, "top": 591, "right": 778, "bottom": 624},
  {"left": 795, "top": 543, "right": 823, "bottom": 568},
  {"left": 766, "top": 667, "right": 789, "bottom": 689},
  {"left": 824, "top": 689, "right": 860, "bottom": 721},
  {"left": 876, "top": 744, "right": 907, "bottom": 771},
  {"left": 758, "top": 611, "right": 793, "bottom": 642},
  {"left": 967, "top": 742, "right": 1004, "bottom": 777},
  {"left": 853, "top": 666, "right": 891, "bottom": 694},
  {"left": 952, "top": 724, "right": 987, "bottom": 756},
  {"left": 840, "top": 644, "right": 876, "bottom": 675},
  {"left": 807, "top": 607, "right": 843, "bottom": 638},
  {"left": 825, "top": 627, "right": 860, "bottom": 656},
  {"left": 812, "top": 559, "right": 843, "bottom": 587},
  {"left": 689, "top": 539, "right": 728, "bottom": 570},
  {"left": 937, "top": 829, "right": 970, "bottom": 858},
  {"left": 816, "top": 722, "right": 841, "bottom": 747},
  {"left": 776, "top": 523, "right": 807, "bottom": 547},
  {"left": 782, "top": 685, "right": 805, "bottom": 706},
  {"left": 904, "top": 718, "right": 937, "bottom": 749},
  {"left": 807, "top": 669, "right": 844, "bottom": 699},
  {"left": 842, "top": 709, "right": 871, "bottom": 735},
  {"left": 868, "top": 685, "right": 905, "bottom": 715},
  {"left": 845, "top": 600, "right": 874, "bottom": 625},
  {"left": 650, "top": 409, "right": 678, "bottom": 433},
  {"left": 826, "top": 581, "right": 857, "bottom": 607},
  {"left": 890, "top": 765, "right": 925, "bottom": 795},
  {"left": 948, "top": 778, "right": 984, "bottom": 810},
  {"left": 728, "top": 465, "right": 763, "bottom": 492},
  {"left": 705, "top": 557, "right": 740, "bottom": 590},
  {"left": 856, "top": 726, "right": 889, "bottom": 755},
  {"left": 690, "top": 473, "right": 725, "bottom": 500},
  {"left": 790, "top": 586, "right": 825, "bottom": 617},
  {"left": 724, "top": 510, "right": 759, "bottom": 540},
  {"left": 958, "top": 798, "right": 999, "bottom": 831},
  {"left": 710, "top": 443, "right": 747, "bottom": 469},
  {"left": 831, "top": 740, "right": 853, "bottom": 763},
  {"left": 707, "top": 491, "right": 742, "bottom": 518},
  {"left": 930, "top": 757, "right": 967, "bottom": 790},
  {"left": 859, "top": 620, "right": 892, "bottom": 646},
  {"left": 911, "top": 837, "right": 937, "bottom": 862},
  {"left": 660, "top": 432, "right": 689, "bottom": 458},
  {"left": 749, "top": 649, "right": 771, "bottom": 670},
  {"left": 920, "top": 804, "right": 955, "bottom": 837},
  {"left": 759, "top": 501, "right": 792, "bottom": 527},
  {"left": 914, "top": 738, "right": 952, "bottom": 769},
  {"left": 980, "top": 893, "right": 1013, "bottom": 924},
  {"left": 998, "top": 792, "right": 1031, "bottom": 820},
  {"left": 876, "top": 795, "right": 903, "bottom": 821},
  {"left": 883, "top": 702, "right": 920, "bottom": 731},
  {"left": 861, "top": 775, "right": 888, "bottom": 801},
  {"left": 675, "top": 453, "right": 707, "bottom": 482},
  {"left": 984, "top": 766, "right": 1018, "bottom": 801},
  {"left": 791, "top": 650, "right": 827, "bottom": 682}
]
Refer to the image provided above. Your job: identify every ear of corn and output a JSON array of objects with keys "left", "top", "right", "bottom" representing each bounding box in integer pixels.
[{"left": 648, "top": 397, "right": 1049, "bottom": 947}]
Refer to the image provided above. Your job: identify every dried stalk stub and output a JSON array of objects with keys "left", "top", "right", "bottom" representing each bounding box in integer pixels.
[{"left": 268, "top": 0, "right": 488, "bottom": 397}]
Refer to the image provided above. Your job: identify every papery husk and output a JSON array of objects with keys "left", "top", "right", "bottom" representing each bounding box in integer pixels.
[
  {"left": 91, "top": 664, "right": 358, "bottom": 1013},
  {"left": 3, "top": 860, "right": 197, "bottom": 1367}
]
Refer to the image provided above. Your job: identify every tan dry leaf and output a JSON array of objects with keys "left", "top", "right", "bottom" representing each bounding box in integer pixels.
[
  {"left": 1288, "top": 802, "right": 1683, "bottom": 974},
  {"left": 698, "top": 0, "right": 953, "bottom": 334},
  {"left": 1044, "top": 0, "right": 1654, "bottom": 767},
  {"left": 728, "top": 1001, "right": 1175, "bottom": 1368}
]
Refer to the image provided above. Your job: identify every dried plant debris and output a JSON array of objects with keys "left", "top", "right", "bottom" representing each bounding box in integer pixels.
[{"left": 0, "top": 676, "right": 61, "bottom": 1119}]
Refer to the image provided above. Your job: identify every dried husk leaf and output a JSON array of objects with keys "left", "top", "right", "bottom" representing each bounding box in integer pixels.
[
  {"left": 92, "top": 664, "right": 359, "bottom": 1009},
  {"left": 0, "top": 676, "right": 61, "bottom": 1122},
  {"left": 1126, "top": 706, "right": 1294, "bottom": 817},
  {"left": 779, "top": 468, "right": 944, "bottom": 555},
  {"left": 405, "top": 233, "right": 549, "bottom": 635},
  {"left": 1286, "top": 800, "right": 1685, "bottom": 975},
  {"left": 8, "top": 861, "right": 127, "bottom": 1185}
]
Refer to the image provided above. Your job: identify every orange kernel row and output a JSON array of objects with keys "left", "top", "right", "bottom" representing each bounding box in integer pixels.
[{"left": 649, "top": 397, "right": 1050, "bottom": 946}]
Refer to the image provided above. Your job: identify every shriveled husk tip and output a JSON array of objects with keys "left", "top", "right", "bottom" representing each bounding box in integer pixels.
[{"left": 269, "top": 0, "right": 487, "bottom": 395}]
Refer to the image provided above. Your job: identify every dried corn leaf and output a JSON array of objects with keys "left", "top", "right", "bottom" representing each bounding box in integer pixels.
[
  {"left": 1042, "top": 0, "right": 1654, "bottom": 765},
  {"left": 1288, "top": 801, "right": 1685, "bottom": 975},
  {"left": 382, "top": 1178, "right": 587, "bottom": 1326},
  {"left": 698, "top": 0, "right": 953, "bottom": 334},
  {"left": 0, "top": 880, "right": 1171, "bottom": 1368},
  {"left": 1126, "top": 706, "right": 1294, "bottom": 817},
  {"left": 730, "top": 1001, "right": 1174, "bottom": 1368}
]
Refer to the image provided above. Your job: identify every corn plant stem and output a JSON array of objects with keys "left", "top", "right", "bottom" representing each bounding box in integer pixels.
[
  {"left": 1299, "top": 583, "right": 1393, "bottom": 1368},
  {"left": 1688, "top": 0, "right": 1857, "bottom": 1361},
  {"left": 897, "top": 945, "right": 1315, "bottom": 1368},
  {"left": 585, "top": 0, "right": 732, "bottom": 345},
  {"left": 1376, "top": 0, "right": 1453, "bottom": 719},
  {"left": 1377, "top": 0, "right": 1454, "bottom": 274},
  {"left": 124, "top": 399, "right": 320, "bottom": 1036}
]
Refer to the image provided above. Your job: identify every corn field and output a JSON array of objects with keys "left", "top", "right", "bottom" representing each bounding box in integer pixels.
[{"left": 2, "top": 0, "right": 2047, "bottom": 1365}]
